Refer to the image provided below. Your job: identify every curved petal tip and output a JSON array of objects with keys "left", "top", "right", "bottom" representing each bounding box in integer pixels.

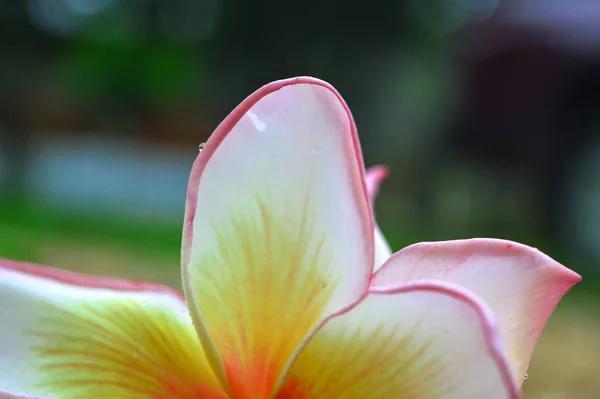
[
  {"left": 372, "top": 238, "right": 581, "bottom": 383},
  {"left": 365, "top": 165, "right": 390, "bottom": 200}
]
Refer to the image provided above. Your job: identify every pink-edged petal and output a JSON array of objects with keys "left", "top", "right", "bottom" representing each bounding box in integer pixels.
[
  {"left": 0, "top": 259, "right": 227, "bottom": 399},
  {"left": 364, "top": 165, "right": 389, "bottom": 200},
  {"left": 365, "top": 165, "right": 392, "bottom": 270},
  {"left": 180, "top": 77, "right": 374, "bottom": 397},
  {"left": 276, "top": 281, "right": 520, "bottom": 399},
  {"left": 0, "top": 391, "right": 47, "bottom": 399},
  {"left": 371, "top": 238, "right": 582, "bottom": 383}
]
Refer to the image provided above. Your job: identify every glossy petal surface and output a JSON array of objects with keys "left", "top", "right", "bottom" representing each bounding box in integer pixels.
[
  {"left": 371, "top": 239, "right": 582, "bottom": 383},
  {"left": 181, "top": 77, "right": 374, "bottom": 397},
  {"left": 277, "top": 282, "right": 520, "bottom": 399},
  {"left": 364, "top": 165, "right": 392, "bottom": 270},
  {"left": 0, "top": 259, "right": 226, "bottom": 399}
]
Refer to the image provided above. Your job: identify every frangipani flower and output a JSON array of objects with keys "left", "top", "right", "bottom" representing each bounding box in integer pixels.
[{"left": 0, "top": 77, "right": 580, "bottom": 399}]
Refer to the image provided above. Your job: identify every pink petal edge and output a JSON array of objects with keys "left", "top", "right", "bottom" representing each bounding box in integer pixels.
[
  {"left": 376, "top": 238, "right": 582, "bottom": 285},
  {"left": 368, "top": 281, "right": 522, "bottom": 399},
  {"left": 0, "top": 257, "right": 185, "bottom": 301},
  {"left": 364, "top": 164, "right": 389, "bottom": 201},
  {"left": 275, "top": 280, "right": 522, "bottom": 399},
  {"left": 0, "top": 390, "right": 47, "bottom": 399},
  {"left": 181, "top": 76, "right": 374, "bottom": 270},
  {"left": 372, "top": 238, "right": 582, "bottom": 293}
]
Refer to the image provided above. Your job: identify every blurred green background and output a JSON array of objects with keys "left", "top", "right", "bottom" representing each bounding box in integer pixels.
[{"left": 1, "top": 0, "right": 599, "bottom": 397}]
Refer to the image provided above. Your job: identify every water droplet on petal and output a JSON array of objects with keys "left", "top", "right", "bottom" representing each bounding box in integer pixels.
[
  {"left": 198, "top": 142, "right": 205, "bottom": 152},
  {"left": 523, "top": 373, "right": 528, "bottom": 380}
]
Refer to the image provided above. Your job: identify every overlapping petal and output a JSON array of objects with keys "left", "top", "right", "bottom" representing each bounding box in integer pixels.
[
  {"left": 181, "top": 77, "right": 375, "bottom": 397},
  {"left": 0, "top": 259, "right": 225, "bottom": 399},
  {"left": 371, "top": 239, "right": 582, "bottom": 383},
  {"left": 365, "top": 165, "right": 393, "bottom": 270},
  {"left": 277, "top": 281, "right": 520, "bottom": 399}
]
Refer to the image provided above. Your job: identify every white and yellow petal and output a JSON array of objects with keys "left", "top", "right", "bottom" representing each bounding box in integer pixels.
[
  {"left": 0, "top": 259, "right": 226, "bottom": 399},
  {"left": 181, "top": 77, "right": 375, "bottom": 397},
  {"left": 276, "top": 281, "right": 520, "bottom": 399},
  {"left": 364, "top": 165, "right": 393, "bottom": 270},
  {"left": 371, "top": 238, "right": 582, "bottom": 384}
]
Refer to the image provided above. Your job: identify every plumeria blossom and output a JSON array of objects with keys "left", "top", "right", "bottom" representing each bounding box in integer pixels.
[{"left": 0, "top": 77, "right": 581, "bottom": 399}]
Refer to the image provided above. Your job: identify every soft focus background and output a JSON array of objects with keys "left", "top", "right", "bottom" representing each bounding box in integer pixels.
[{"left": 0, "top": 0, "right": 598, "bottom": 397}]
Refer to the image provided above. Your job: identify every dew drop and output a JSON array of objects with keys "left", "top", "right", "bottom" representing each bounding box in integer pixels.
[
  {"left": 523, "top": 373, "right": 528, "bottom": 380},
  {"left": 198, "top": 142, "right": 205, "bottom": 152}
]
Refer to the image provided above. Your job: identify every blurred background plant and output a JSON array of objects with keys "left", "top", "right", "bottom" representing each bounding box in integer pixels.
[{"left": 0, "top": 0, "right": 599, "bottom": 396}]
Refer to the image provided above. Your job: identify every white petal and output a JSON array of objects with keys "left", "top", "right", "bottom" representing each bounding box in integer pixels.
[
  {"left": 278, "top": 281, "right": 520, "bottom": 399},
  {"left": 181, "top": 77, "right": 375, "bottom": 396},
  {"left": 371, "top": 238, "right": 581, "bottom": 382}
]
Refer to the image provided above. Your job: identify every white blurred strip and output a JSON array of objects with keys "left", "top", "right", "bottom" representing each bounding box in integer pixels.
[{"left": 26, "top": 132, "right": 195, "bottom": 222}]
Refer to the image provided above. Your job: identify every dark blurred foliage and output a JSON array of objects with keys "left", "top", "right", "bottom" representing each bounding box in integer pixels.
[
  {"left": 2, "top": 0, "right": 600, "bottom": 269},
  {"left": 2, "top": 0, "right": 600, "bottom": 266}
]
